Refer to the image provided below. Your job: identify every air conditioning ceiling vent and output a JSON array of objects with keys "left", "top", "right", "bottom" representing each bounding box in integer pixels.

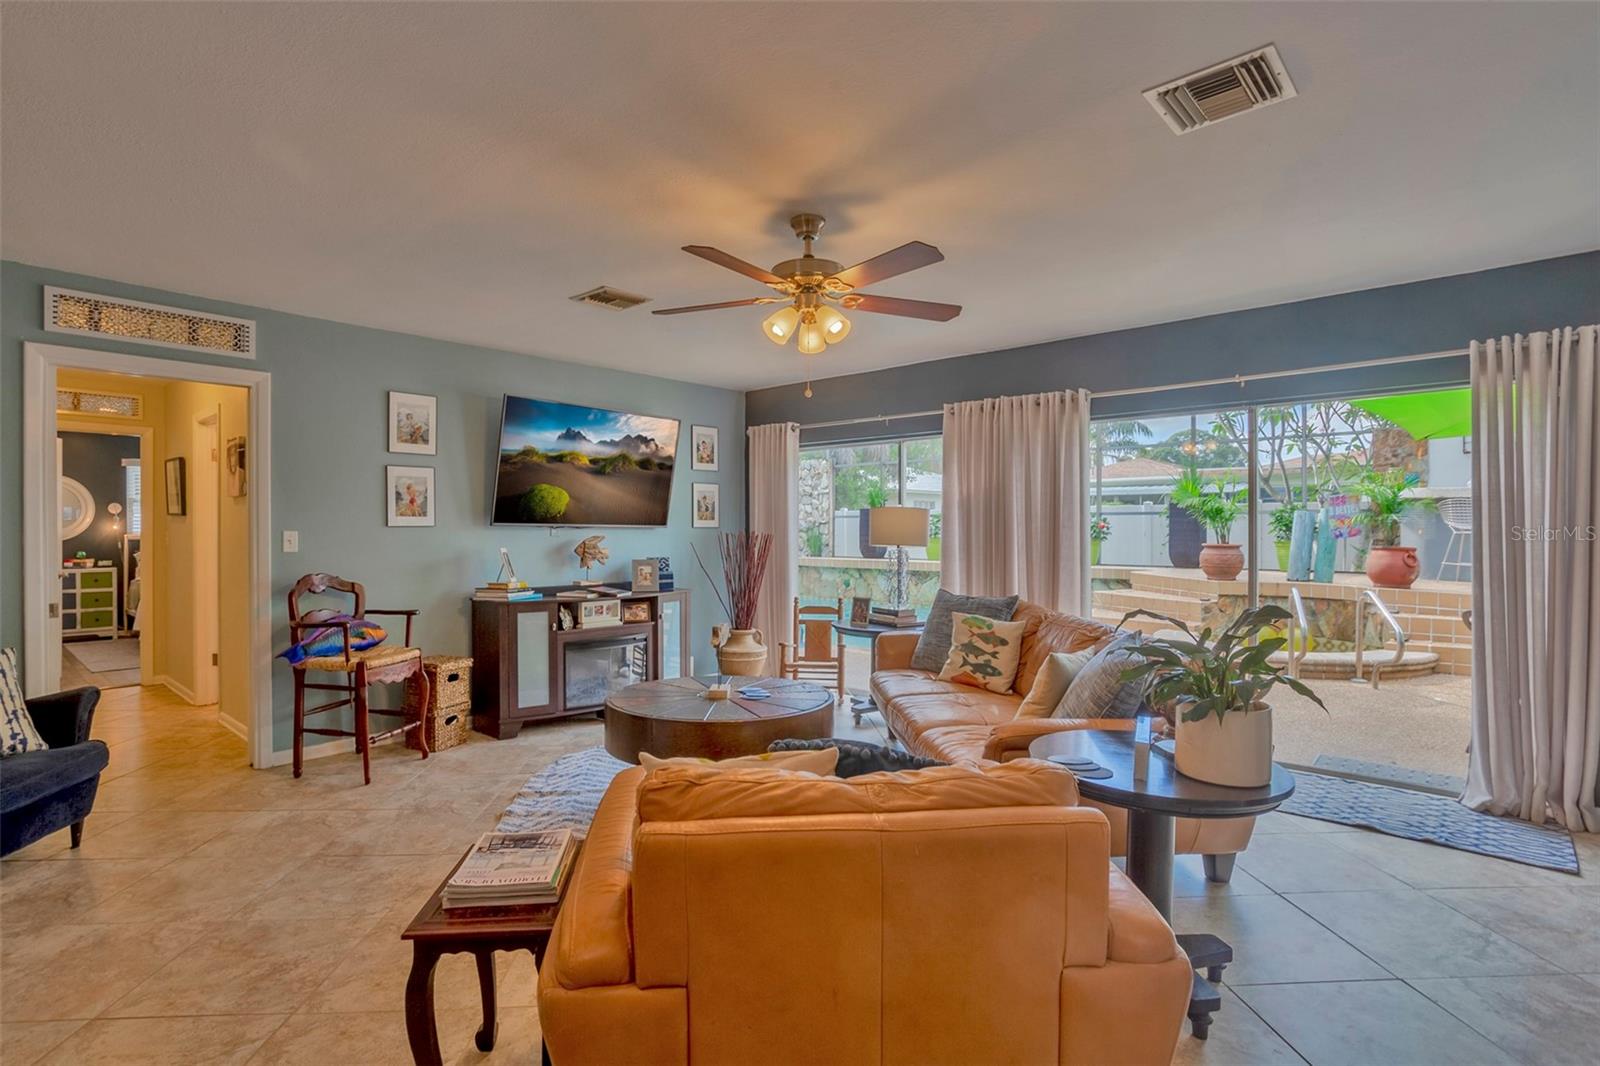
[
  {"left": 570, "top": 286, "right": 651, "bottom": 311},
  {"left": 1144, "top": 45, "right": 1297, "bottom": 134}
]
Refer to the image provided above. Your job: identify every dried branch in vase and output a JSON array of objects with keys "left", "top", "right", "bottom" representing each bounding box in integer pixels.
[{"left": 713, "top": 531, "right": 772, "bottom": 630}]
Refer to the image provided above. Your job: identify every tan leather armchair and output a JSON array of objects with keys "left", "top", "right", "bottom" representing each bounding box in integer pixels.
[{"left": 538, "top": 761, "right": 1193, "bottom": 1066}]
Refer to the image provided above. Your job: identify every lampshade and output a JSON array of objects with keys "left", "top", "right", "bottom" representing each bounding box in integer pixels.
[
  {"left": 815, "top": 304, "right": 851, "bottom": 343},
  {"left": 868, "top": 506, "right": 929, "bottom": 547},
  {"left": 762, "top": 305, "right": 799, "bottom": 344},
  {"left": 796, "top": 315, "right": 827, "bottom": 355}
]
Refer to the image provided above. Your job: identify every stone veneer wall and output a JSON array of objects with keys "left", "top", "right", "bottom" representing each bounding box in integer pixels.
[
  {"left": 798, "top": 456, "right": 833, "bottom": 555},
  {"left": 797, "top": 558, "right": 942, "bottom": 611}
]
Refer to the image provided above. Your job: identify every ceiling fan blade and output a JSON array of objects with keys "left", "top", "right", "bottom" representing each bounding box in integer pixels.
[
  {"left": 830, "top": 241, "right": 944, "bottom": 290},
  {"left": 843, "top": 293, "right": 962, "bottom": 322},
  {"left": 651, "top": 297, "right": 783, "bottom": 315},
  {"left": 682, "top": 245, "right": 785, "bottom": 286}
]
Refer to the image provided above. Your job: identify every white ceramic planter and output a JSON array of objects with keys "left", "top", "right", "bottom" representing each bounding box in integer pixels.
[{"left": 1175, "top": 702, "right": 1273, "bottom": 787}]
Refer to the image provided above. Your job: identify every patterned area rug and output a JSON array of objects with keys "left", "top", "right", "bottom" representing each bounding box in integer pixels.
[
  {"left": 1282, "top": 770, "right": 1580, "bottom": 874},
  {"left": 497, "top": 746, "right": 629, "bottom": 836}
]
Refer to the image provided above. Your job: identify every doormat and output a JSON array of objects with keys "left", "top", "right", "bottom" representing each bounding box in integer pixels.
[
  {"left": 497, "top": 746, "right": 628, "bottom": 837},
  {"left": 1281, "top": 770, "right": 1580, "bottom": 874},
  {"left": 66, "top": 638, "right": 139, "bottom": 673}
]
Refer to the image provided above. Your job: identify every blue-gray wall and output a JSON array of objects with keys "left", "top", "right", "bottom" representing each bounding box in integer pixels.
[
  {"left": 748, "top": 252, "right": 1600, "bottom": 441},
  {"left": 2, "top": 261, "right": 745, "bottom": 753}
]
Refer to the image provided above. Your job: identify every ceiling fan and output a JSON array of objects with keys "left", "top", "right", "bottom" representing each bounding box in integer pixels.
[{"left": 652, "top": 213, "right": 961, "bottom": 358}]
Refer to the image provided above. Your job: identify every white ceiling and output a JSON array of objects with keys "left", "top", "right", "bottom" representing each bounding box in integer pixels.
[{"left": 3, "top": 2, "right": 1596, "bottom": 391}]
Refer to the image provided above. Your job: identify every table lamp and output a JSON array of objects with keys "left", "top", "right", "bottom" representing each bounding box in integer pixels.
[{"left": 868, "top": 506, "right": 929, "bottom": 612}]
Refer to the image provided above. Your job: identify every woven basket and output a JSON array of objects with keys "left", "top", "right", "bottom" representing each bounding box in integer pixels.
[
  {"left": 409, "top": 706, "right": 471, "bottom": 752},
  {"left": 404, "top": 655, "right": 473, "bottom": 752}
]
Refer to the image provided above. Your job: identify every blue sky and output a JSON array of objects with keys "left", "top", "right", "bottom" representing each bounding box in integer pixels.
[{"left": 499, "top": 395, "right": 679, "bottom": 454}]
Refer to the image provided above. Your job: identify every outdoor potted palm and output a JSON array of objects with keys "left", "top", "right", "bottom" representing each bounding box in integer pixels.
[
  {"left": 1269, "top": 505, "right": 1299, "bottom": 572},
  {"left": 1181, "top": 479, "right": 1248, "bottom": 581},
  {"left": 1089, "top": 515, "right": 1111, "bottom": 566},
  {"left": 1120, "top": 605, "right": 1326, "bottom": 787},
  {"left": 1357, "top": 470, "right": 1427, "bottom": 588}
]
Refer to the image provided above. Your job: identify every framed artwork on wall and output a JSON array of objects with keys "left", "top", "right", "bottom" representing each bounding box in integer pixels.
[
  {"left": 225, "top": 436, "right": 247, "bottom": 497},
  {"left": 389, "top": 391, "right": 437, "bottom": 455},
  {"left": 164, "top": 457, "right": 186, "bottom": 516},
  {"left": 692, "top": 483, "right": 720, "bottom": 528},
  {"left": 386, "top": 465, "right": 435, "bottom": 527},
  {"left": 690, "top": 425, "right": 719, "bottom": 471}
]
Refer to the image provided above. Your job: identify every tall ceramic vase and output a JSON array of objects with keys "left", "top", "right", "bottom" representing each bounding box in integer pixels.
[
  {"left": 713, "top": 628, "right": 768, "bottom": 678},
  {"left": 1175, "top": 702, "right": 1273, "bottom": 787}
]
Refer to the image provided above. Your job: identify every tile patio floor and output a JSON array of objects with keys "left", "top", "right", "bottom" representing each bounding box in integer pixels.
[{"left": 2, "top": 684, "right": 1595, "bottom": 1065}]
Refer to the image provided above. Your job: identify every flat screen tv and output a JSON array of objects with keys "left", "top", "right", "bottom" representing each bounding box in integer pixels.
[{"left": 492, "top": 395, "right": 680, "bottom": 527}]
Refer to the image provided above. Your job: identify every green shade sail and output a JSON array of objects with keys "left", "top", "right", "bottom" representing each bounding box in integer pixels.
[{"left": 1351, "top": 388, "right": 1472, "bottom": 440}]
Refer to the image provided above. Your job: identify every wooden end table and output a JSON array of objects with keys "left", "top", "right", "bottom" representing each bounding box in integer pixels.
[
  {"left": 402, "top": 843, "right": 580, "bottom": 1066},
  {"left": 830, "top": 620, "right": 924, "bottom": 723},
  {"left": 603, "top": 675, "right": 833, "bottom": 763},
  {"left": 1028, "top": 729, "right": 1294, "bottom": 1040}
]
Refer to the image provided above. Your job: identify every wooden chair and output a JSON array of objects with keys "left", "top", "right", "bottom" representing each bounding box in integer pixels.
[
  {"left": 778, "top": 597, "right": 846, "bottom": 700},
  {"left": 288, "top": 573, "right": 429, "bottom": 785}
]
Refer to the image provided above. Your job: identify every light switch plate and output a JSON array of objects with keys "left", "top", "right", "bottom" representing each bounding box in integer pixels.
[{"left": 282, "top": 530, "right": 299, "bottom": 553}]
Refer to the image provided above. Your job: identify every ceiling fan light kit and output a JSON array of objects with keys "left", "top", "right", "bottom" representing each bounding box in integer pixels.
[{"left": 655, "top": 212, "right": 960, "bottom": 389}]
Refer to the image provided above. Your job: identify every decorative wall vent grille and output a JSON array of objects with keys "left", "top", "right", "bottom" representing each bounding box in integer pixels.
[
  {"left": 570, "top": 286, "right": 651, "bottom": 311},
  {"left": 45, "top": 286, "right": 256, "bottom": 358},
  {"left": 1144, "top": 45, "right": 1297, "bottom": 135},
  {"left": 57, "top": 388, "right": 143, "bottom": 418}
]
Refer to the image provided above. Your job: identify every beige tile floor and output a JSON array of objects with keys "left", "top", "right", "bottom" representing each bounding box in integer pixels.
[{"left": 3, "top": 684, "right": 1596, "bottom": 1065}]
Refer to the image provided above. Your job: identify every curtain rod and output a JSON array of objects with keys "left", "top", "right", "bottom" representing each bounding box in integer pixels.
[{"left": 793, "top": 346, "right": 1469, "bottom": 431}]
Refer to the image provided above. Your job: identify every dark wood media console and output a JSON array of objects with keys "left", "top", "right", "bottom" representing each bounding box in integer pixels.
[{"left": 469, "top": 587, "right": 691, "bottom": 739}]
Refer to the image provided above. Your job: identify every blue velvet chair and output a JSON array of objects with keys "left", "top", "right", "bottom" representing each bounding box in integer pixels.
[{"left": 1, "top": 686, "right": 108, "bottom": 856}]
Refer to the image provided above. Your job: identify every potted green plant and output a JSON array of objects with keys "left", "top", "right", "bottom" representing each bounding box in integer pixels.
[
  {"left": 1089, "top": 515, "right": 1111, "bottom": 566},
  {"left": 925, "top": 512, "right": 942, "bottom": 562},
  {"left": 1120, "top": 605, "right": 1326, "bottom": 787},
  {"left": 1268, "top": 505, "right": 1299, "bottom": 572},
  {"left": 1355, "top": 470, "right": 1429, "bottom": 588},
  {"left": 860, "top": 484, "right": 890, "bottom": 560},
  {"left": 1180, "top": 479, "right": 1248, "bottom": 581},
  {"left": 1164, "top": 466, "right": 1206, "bottom": 569}
]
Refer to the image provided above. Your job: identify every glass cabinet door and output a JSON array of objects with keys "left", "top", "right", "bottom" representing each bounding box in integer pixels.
[
  {"left": 657, "top": 591, "right": 691, "bottom": 679},
  {"left": 514, "top": 605, "right": 554, "bottom": 715}
]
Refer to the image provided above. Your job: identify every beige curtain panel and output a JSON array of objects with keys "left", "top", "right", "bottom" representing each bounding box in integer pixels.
[
  {"left": 746, "top": 422, "right": 800, "bottom": 669},
  {"left": 1462, "top": 325, "right": 1599, "bottom": 832},
  {"left": 942, "top": 390, "right": 1091, "bottom": 613}
]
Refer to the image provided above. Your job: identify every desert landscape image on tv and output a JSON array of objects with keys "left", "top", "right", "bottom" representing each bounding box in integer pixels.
[{"left": 493, "top": 396, "right": 679, "bottom": 526}]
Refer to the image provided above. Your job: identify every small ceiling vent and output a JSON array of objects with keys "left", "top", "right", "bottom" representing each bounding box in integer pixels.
[
  {"left": 1144, "top": 45, "right": 1297, "bottom": 135},
  {"left": 570, "top": 286, "right": 651, "bottom": 311}
]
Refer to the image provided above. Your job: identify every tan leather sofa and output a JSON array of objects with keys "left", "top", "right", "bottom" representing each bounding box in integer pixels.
[
  {"left": 870, "top": 601, "right": 1254, "bottom": 879},
  {"left": 538, "top": 760, "right": 1193, "bottom": 1066}
]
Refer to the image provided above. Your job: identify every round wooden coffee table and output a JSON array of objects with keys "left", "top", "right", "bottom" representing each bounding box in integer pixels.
[{"left": 603, "top": 675, "right": 834, "bottom": 763}]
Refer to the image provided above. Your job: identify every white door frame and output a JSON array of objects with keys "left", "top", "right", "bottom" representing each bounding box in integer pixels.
[{"left": 24, "top": 341, "right": 274, "bottom": 769}]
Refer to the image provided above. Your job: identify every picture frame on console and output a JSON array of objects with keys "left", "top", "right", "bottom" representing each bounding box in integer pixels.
[{"left": 631, "top": 558, "right": 660, "bottom": 592}]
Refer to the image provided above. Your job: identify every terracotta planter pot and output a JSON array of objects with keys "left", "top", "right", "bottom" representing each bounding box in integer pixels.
[
  {"left": 1365, "top": 546, "right": 1420, "bottom": 588},
  {"left": 713, "top": 628, "right": 768, "bottom": 677},
  {"left": 1176, "top": 701, "right": 1273, "bottom": 787},
  {"left": 1198, "top": 543, "right": 1244, "bottom": 581}
]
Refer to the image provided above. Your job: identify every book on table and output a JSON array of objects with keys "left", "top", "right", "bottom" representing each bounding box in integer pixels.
[
  {"left": 442, "top": 829, "right": 577, "bottom": 910},
  {"left": 869, "top": 608, "right": 919, "bottom": 627},
  {"left": 473, "top": 587, "right": 542, "bottom": 602}
]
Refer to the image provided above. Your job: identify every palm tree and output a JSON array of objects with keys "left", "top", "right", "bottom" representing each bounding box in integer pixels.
[{"left": 1092, "top": 419, "right": 1153, "bottom": 518}]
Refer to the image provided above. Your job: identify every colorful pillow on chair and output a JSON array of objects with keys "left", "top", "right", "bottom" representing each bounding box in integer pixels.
[{"left": 278, "top": 615, "right": 387, "bottom": 665}]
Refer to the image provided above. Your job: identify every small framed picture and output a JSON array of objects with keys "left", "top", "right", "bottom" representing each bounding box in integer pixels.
[
  {"left": 164, "top": 457, "right": 187, "bottom": 516},
  {"left": 386, "top": 465, "right": 435, "bottom": 527},
  {"left": 389, "top": 392, "right": 437, "bottom": 455},
  {"left": 622, "top": 601, "right": 652, "bottom": 624},
  {"left": 631, "top": 558, "right": 660, "bottom": 592},
  {"left": 850, "top": 596, "right": 873, "bottom": 627},
  {"left": 690, "top": 425, "right": 719, "bottom": 471},
  {"left": 692, "top": 483, "right": 720, "bottom": 528},
  {"left": 578, "top": 598, "right": 623, "bottom": 628}
]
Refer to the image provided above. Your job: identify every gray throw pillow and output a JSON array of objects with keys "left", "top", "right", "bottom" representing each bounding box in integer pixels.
[
  {"left": 910, "top": 590, "right": 1021, "bottom": 672},
  {"left": 768, "top": 737, "right": 946, "bottom": 778},
  {"left": 1053, "top": 631, "right": 1147, "bottom": 720}
]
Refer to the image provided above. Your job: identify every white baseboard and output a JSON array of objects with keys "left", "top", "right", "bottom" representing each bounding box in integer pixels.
[
  {"left": 217, "top": 712, "right": 248, "bottom": 741},
  {"left": 264, "top": 736, "right": 355, "bottom": 768},
  {"left": 153, "top": 674, "right": 198, "bottom": 705}
]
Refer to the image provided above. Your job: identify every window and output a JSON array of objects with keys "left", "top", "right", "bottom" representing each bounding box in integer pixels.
[
  {"left": 797, "top": 436, "right": 942, "bottom": 617},
  {"left": 123, "top": 459, "right": 142, "bottom": 535}
]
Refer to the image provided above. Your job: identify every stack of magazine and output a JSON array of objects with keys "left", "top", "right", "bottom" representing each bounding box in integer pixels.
[
  {"left": 473, "top": 581, "right": 542, "bottom": 602},
  {"left": 442, "top": 830, "right": 577, "bottom": 910}
]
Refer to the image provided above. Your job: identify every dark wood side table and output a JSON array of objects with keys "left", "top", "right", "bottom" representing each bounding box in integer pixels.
[
  {"left": 604, "top": 675, "right": 833, "bottom": 763},
  {"left": 402, "top": 844, "right": 580, "bottom": 1066},
  {"left": 831, "top": 620, "right": 924, "bottom": 723},
  {"left": 1028, "top": 729, "right": 1294, "bottom": 1039}
]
